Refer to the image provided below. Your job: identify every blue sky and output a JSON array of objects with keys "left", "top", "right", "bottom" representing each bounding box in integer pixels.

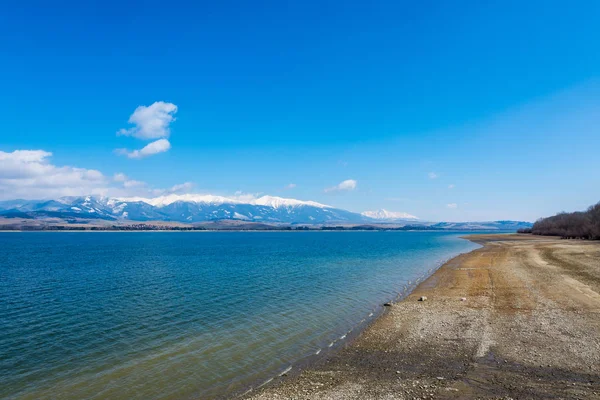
[{"left": 1, "top": 1, "right": 599, "bottom": 221}]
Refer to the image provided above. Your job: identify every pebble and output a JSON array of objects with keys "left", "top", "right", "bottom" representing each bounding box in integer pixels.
[{"left": 419, "top": 296, "right": 428, "bottom": 302}]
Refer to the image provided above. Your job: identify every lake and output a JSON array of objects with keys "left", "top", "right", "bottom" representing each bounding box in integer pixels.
[{"left": 0, "top": 231, "right": 480, "bottom": 399}]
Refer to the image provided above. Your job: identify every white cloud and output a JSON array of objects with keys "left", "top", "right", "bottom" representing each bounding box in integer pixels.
[
  {"left": 0, "top": 149, "right": 109, "bottom": 199},
  {"left": 325, "top": 179, "right": 357, "bottom": 193},
  {"left": 113, "top": 173, "right": 128, "bottom": 182},
  {"left": 147, "top": 182, "right": 194, "bottom": 196},
  {"left": 169, "top": 182, "right": 194, "bottom": 193},
  {"left": 447, "top": 203, "right": 458, "bottom": 209},
  {"left": 0, "top": 149, "right": 191, "bottom": 200},
  {"left": 284, "top": 183, "right": 297, "bottom": 189},
  {"left": 115, "top": 102, "right": 177, "bottom": 159},
  {"left": 113, "top": 172, "right": 146, "bottom": 188},
  {"left": 231, "top": 191, "right": 263, "bottom": 202},
  {"left": 1, "top": 150, "right": 52, "bottom": 163},
  {"left": 117, "top": 101, "right": 178, "bottom": 140},
  {"left": 123, "top": 179, "right": 146, "bottom": 188},
  {"left": 448, "top": 184, "right": 455, "bottom": 189},
  {"left": 116, "top": 139, "right": 171, "bottom": 159},
  {"left": 428, "top": 172, "right": 439, "bottom": 179}
]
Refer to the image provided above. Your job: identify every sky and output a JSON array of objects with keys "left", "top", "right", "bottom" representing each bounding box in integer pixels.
[{"left": 1, "top": 0, "right": 599, "bottom": 222}]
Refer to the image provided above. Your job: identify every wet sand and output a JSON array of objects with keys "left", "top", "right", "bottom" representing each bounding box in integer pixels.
[{"left": 244, "top": 234, "right": 600, "bottom": 399}]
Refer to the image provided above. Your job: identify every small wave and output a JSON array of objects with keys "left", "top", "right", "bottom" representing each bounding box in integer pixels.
[
  {"left": 328, "top": 341, "right": 335, "bottom": 348},
  {"left": 257, "top": 378, "right": 273, "bottom": 389},
  {"left": 340, "top": 334, "right": 347, "bottom": 340},
  {"left": 368, "top": 312, "right": 373, "bottom": 317},
  {"left": 315, "top": 349, "right": 321, "bottom": 355},
  {"left": 279, "top": 366, "right": 292, "bottom": 376}
]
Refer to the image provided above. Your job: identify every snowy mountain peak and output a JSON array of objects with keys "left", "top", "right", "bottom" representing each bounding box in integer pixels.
[
  {"left": 117, "top": 194, "right": 237, "bottom": 207},
  {"left": 252, "top": 195, "right": 330, "bottom": 209},
  {"left": 361, "top": 209, "right": 418, "bottom": 220}
]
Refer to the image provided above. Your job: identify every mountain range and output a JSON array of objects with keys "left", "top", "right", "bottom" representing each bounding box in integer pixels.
[
  {"left": 0, "top": 195, "right": 532, "bottom": 230},
  {"left": 0, "top": 195, "right": 372, "bottom": 224}
]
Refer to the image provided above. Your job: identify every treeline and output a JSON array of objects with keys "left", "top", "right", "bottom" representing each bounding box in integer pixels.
[{"left": 526, "top": 202, "right": 600, "bottom": 239}]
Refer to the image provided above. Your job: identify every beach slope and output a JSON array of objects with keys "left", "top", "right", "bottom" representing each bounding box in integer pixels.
[{"left": 246, "top": 234, "right": 600, "bottom": 399}]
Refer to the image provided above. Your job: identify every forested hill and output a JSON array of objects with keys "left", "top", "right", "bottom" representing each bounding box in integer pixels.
[{"left": 529, "top": 202, "right": 600, "bottom": 239}]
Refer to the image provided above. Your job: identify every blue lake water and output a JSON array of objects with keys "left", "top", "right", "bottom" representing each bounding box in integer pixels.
[{"left": 0, "top": 231, "right": 480, "bottom": 399}]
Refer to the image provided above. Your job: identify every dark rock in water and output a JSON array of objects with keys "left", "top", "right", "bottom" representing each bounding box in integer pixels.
[{"left": 383, "top": 302, "right": 393, "bottom": 307}]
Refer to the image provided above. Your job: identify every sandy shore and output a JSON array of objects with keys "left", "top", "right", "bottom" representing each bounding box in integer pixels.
[{"left": 243, "top": 234, "right": 600, "bottom": 399}]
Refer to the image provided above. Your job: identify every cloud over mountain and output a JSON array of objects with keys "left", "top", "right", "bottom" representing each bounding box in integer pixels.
[
  {"left": 0, "top": 149, "right": 108, "bottom": 199},
  {"left": 325, "top": 179, "right": 357, "bottom": 193},
  {"left": 116, "top": 138, "right": 171, "bottom": 159},
  {"left": 0, "top": 149, "right": 191, "bottom": 200}
]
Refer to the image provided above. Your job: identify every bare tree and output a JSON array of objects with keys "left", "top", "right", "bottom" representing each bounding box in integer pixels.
[{"left": 531, "top": 202, "right": 600, "bottom": 239}]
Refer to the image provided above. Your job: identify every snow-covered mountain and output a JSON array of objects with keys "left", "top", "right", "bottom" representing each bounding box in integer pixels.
[
  {"left": 0, "top": 195, "right": 366, "bottom": 224},
  {"left": 361, "top": 209, "right": 419, "bottom": 221},
  {"left": 117, "top": 194, "right": 330, "bottom": 209},
  {"left": 0, "top": 195, "right": 533, "bottom": 230}
]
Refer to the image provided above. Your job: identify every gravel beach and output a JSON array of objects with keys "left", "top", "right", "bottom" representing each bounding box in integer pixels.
[{"left": 244, "top": 234, "right": 600, "bottom": 399}]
